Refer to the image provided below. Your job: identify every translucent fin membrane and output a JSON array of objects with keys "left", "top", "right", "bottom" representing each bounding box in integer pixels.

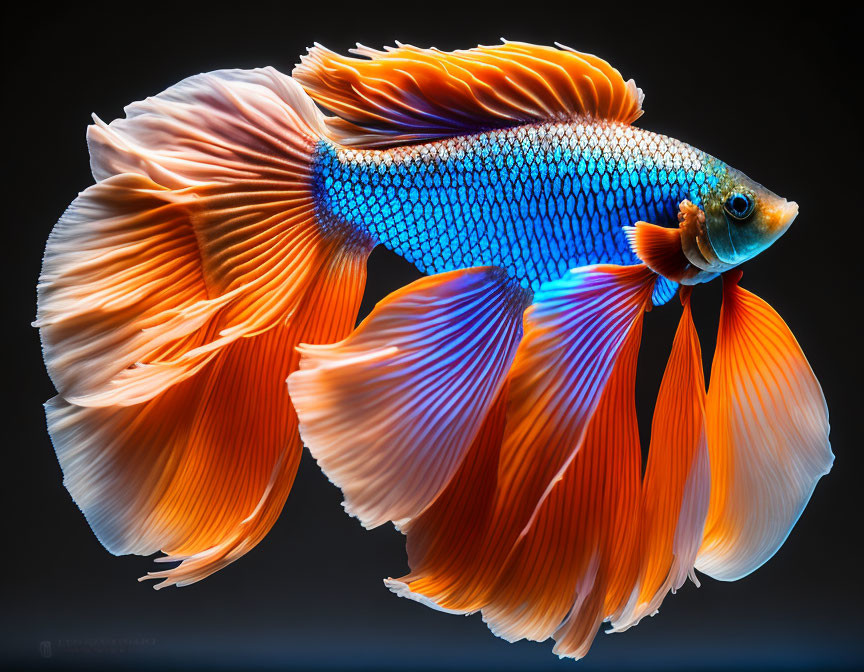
[
  {"left": 298, "top": 263, "right": 830, "bottom": 659},
  {"left": 612, "top": 289, "right": 709, "bottom": 631},
  {"left": 339, "top": 264, "right": 656, "bottom": 619},
  {"left": 288, "top": 267, "right": 529, "bottom": 529},
  {"left": 37, "top": 68, "right": 332, "bottom": 406},
  {"left": 696, "top": 271, "right": 833, "bottom": 581},
  {"left": 293, "top": 40, "right": 643, "bottom": 147},
  {"left": 484, "top": 317, "right": 644, "bottom": 657},
  {"left": 37, "top": 67, "right": 373, "bottom": 586},
  {"left": 386, "top": 381, "right": 511, "bottom": 609}
]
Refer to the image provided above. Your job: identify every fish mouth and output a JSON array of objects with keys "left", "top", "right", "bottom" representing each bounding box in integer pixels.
[
  {"left": 773, "top": 199, "right": 798, "bottom": 236},
  {"left": 781, "top": 200, "right": 799, "bottom": 227},
  {"left": 758, "top": 198, "right": 798, "bottom": 249}
]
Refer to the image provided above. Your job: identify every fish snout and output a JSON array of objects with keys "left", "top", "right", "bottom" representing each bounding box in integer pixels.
[
  {"left": 780, "top": 199, "right": 799, "bottom": 229},
  {"left": 763, "top": 198, "right": 798, "bottom": 242}
]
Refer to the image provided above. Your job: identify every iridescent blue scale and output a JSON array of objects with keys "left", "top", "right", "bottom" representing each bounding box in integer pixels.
[{"left": 312, "top": 120, "right": 723, "bottom": 296}]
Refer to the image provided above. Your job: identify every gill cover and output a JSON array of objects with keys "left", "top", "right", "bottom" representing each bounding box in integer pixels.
[
  {"left": 698, "top": 167, "right": 799, "bottom": 269},
  {"left": 628, "top": 174, "right": 799, "bottom": 285}
]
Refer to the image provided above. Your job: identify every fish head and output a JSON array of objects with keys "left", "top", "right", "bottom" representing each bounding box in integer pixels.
[{"left": 689, "top": 166, "right": 798, "bottom": 271}]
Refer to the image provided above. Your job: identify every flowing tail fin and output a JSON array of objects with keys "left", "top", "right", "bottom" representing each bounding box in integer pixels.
[{"left": 36, "top": 68, "right": 373, "bottom": 587}]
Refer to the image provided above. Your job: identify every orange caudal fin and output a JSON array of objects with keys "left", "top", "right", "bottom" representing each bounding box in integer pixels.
[
  {"left": 36, "top": 68, "right": 373, "bottom": 586},
  {"left": 696, "top": 271, "right": 833, "bottom": 581}
]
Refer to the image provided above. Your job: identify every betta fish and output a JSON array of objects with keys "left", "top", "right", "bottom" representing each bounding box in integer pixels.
[{"left": 36, "top": 41, "right": 832, "bottom": 660}]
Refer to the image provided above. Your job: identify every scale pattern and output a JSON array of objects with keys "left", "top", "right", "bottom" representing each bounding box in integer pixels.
[{"left": 312, "top": 120, "right": 724, "bottom": 294}]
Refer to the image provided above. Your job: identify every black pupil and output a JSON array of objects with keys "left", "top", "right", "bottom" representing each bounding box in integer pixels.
[{"left": 732, "top": 195, "right": 748, "bottom": 214}]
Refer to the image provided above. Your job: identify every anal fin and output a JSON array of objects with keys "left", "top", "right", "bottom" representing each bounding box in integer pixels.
[
  {"left": 482, "top": 315, "right": 645, "bottom": 656},
  {"left": 611, "top": 288, "right": 709, "bottom": 631},
  {"left": 696, "top": 271, "right": 833, "bottom": 581},
  {"left": 385, "top": 380, "right": 510, "bottom": 608},
  {"left": 387, "top": 264, "right": 656, "bottom": 628},
  {"left": 288, "top": 267, "right": 530, "bottom": 530}
]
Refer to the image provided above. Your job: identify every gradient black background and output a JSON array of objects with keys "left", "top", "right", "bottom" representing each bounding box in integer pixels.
[{"left": 4, "top": 4, "right": 862, "bottom": 670}]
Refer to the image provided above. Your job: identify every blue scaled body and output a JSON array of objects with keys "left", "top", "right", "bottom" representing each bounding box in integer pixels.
[{"left": 312, "top": 119, "right": 723, "bottom": 302}]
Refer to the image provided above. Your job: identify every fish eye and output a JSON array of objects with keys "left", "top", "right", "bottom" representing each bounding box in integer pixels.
[{"left": 724, "top": 191, "right": 755, "bottom": 220}]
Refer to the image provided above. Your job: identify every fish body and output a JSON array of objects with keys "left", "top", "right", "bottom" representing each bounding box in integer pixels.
[
  {"left": 36, "top": 42, "right": 832, "bottom": 662},
  {"left": 315, "top": 120, "right": 715, "bottom": 291}
]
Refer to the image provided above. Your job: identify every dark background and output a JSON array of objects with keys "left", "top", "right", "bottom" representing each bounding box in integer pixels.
[{"left": 4, "top": 4, "right": 861, "bottom": 670}]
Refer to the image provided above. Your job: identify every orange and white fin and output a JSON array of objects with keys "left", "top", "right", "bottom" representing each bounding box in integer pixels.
[
  {"left": 388, "top": 265, "right": 656, "bottom": 620},
  {"left": 288, "top": 267, "right": 530, "bottom": 529},
  {"left": 386, "top": 381, "right": 510, "bottom": 607},
  {"left": 37, "top": 68, "right": 374, "bottom": 585},
  {"left": 293, "top": 40, "right": 643, "bottom": 148},
  {"left": 624, "top": 223, "right": 689, "bottom": 280},
  {"left": 624, "top": 221, "right": 716, "bottom": 285},
  {"left": 482, "top": 316, "right": 644, "bottom": 657},
  {"left": 47, "top": 251, "right": 366, "bottom": 588},
  {"left": 611, "top": 289, "right": 709, "bottom": 632},
  {"left": 696, "top": 271, "right": 833, "bottom": 581},
  {"left": 37, "top": 67, "right": 341, "bottom": 405}
]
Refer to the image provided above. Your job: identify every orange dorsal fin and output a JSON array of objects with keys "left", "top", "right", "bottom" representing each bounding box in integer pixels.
[{"left": 293, "top": 41, "right": 644, "bottom": 147}]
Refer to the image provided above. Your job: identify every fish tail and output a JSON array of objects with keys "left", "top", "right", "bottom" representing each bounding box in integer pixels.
[{"left": 36, "top": 68, "right": 373, "bottom": 587}]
